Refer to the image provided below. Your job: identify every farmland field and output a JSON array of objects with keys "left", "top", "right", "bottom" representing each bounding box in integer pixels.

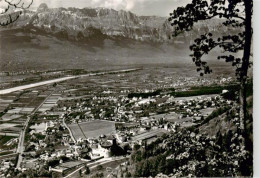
[
  {"left": 0, "top": 135, "right": 16, "bottom": 145},
  {"left": 69, "top": 120, "right": 116, "bottom": 140},
  {"left": 0, "top": 135, "right": 17, "bottom": 149}
]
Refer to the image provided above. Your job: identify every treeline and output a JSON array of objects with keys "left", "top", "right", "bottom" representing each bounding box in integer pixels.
[
  {"left": 221, "top": 81, "right": 253, "bottom": 100},
  {"left": 172, "top": 81, "right": 253, "bottom": 98},
  {"left": 172, "top": 84, "right": 239, "bottom": 97},
  {"left": 127, "top": 82, "right": 252, "bottom": 99},
  {"left": 128, "top": 90, "right": 161, "bottom": 98}
]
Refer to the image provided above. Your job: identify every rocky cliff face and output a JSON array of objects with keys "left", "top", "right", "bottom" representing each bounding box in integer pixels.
[
  {"left": 3, "top": 3, "right": 239, "bottom": 43},
  {"left": 9, "top": 4, "right": 171, "bottom": 42}
]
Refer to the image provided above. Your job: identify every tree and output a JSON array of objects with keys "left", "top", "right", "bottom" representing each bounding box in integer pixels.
[
  {"left": 97, "top": 165, "right": 103, "bottom": 171},
  {"left": 0, "top": 0, "right": 33, "bottom": 26},
  {"left": 169, "top": 0, "right": 252, "bottom": 148},
  {"left": 79, "top": 169, "right": 82, "bottom": 177},
  {"left": 126, "top": 172, "right": 132, "bottom": 177},
  {"left": 53, "top": 82, "right": 57, "bottom": 87},
  {"left": 85, "top": 165, "right": 90, "bottom": 175}
]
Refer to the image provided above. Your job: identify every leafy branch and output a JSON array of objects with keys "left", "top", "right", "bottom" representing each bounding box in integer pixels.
[{"left": 0, "top": 0, "right": 33, "bottom": 26}]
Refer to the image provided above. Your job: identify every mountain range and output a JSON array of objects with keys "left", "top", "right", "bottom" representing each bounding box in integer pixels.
[
  {"left": 0, "top": 3, "right": 241, "bottom": 72},
  {"left": 3, "top": 3, "right": 236, "bottom": 42}
]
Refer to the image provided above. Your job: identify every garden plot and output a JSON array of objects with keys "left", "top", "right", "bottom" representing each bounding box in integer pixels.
[
  {"left": 1, "top": 114, "right": 22, "bottom": 121},
  {"left": 69, "top": 120, "right": 116, "bottom": 140},
  {"left": 38, "top": 95, "right": 60, "bottom": 112},
  {"left": 0, "top": 123, "right": 22, "bottom": 135},
  {"left": 7, "top": 108, "right": 23, "bottom": 114},
  {"left": 0, "top": 123, "right": 19, "bottom": 130}
]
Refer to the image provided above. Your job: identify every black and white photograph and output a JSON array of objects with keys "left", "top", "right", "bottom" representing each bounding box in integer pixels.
[{"left": 0, "top": 0, "right": 257, "bottom": 177}]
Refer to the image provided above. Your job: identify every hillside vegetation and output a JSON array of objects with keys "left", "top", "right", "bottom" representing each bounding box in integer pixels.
[{"left": 122, "top": 84, "right": 253, "bottom": 177}]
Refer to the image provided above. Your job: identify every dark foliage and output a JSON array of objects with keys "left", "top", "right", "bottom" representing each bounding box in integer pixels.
[
  {"left": 110, "top": 143, "right": 126, "bottom": 156},
  {"left": 168, "top": 0, "right": 252, "bottom": 81},
  {"left": 132, "top": 128, "right": 252, "bottom": 177},
  {"left": 128, "top": 90, "right": 161, "bottom": 98},
  {"left": 0, "top": 0, "right": 33, "bottom": 26},
  {"left": 168, "top": 0, "right": 253, "bottom": 160},
  {"left": 172, "top": 84, "right": 239, "bottom": 97}
]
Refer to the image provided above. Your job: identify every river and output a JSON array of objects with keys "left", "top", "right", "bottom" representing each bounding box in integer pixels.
[{"left": 0, "top": 68, "right": 140, "bottom": 95}]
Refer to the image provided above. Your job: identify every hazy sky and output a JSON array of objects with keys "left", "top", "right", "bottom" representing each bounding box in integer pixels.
[{"left": 25, "top": 0, "right": 191, "bottom": 17}]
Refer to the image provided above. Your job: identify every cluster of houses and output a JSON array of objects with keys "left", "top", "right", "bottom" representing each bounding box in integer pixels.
[{"left": 10, "top": 87, "right": 231, "bottom": 175}]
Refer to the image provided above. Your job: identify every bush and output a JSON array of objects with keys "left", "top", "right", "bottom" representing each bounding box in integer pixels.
[
  {"left": 85, "top": 166, "right": 90, "bottom": 175},
  {"left": 97, "top": 165, "right": 103, "bottom": 171}
]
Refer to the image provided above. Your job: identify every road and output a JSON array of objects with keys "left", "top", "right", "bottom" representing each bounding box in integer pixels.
[
  {"left": 0, "top": 68, "right": 140, "bottom": 95},
  {"left": 64, "top": 157, "right": 127, "bottom": 178},
  {"left": 16, "top": 91, "right": 55, "bottom": 169},
  {"left": 63, "top": 117, "right": 76, "bottom": 143}
]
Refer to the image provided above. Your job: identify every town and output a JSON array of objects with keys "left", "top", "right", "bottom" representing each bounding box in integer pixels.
[{"left": 0, "top": 65, "right": 240, "bottom": 177}]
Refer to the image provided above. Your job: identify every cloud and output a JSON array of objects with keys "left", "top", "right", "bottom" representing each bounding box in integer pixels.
[
  {"left": 16, "top": 0, "right": 190, "bottom": 16},
  {"left": 88, "top": 0, "right": 127, "bottom": 10},
  {"left": 55, "top": 0, "right": 164, "bottom": 11},
  {"left": 89, "top": 0, "right": 189, "bottom": 12},
  {"left": 84, "top": 0, "right": 152, "bottom": 11}
]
